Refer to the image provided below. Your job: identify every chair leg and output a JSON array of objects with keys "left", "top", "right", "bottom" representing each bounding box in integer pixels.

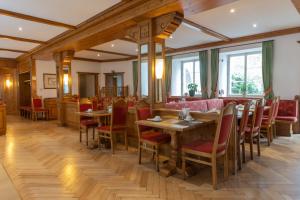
[
  {"left": 86, "top": 128, "right": 89, "bottom": 146},
  {"left": 92, "top": 128, "right": 95, "bottom": 140},
  {"left": 211, "top": 157, "right": 217, "bottom": 190},
  {"left": 273, "top": 123, "right": 277, "bottom": 139},
  {"left": 124, "top": 131, "right": 128, "bottom": 151},
  {"left": 110, "top": 133, "right": 114, "bottom": 154},
  {"left": 242, "top": 141, "right": 246, "bottom": 163},
  {"left": 257, "top": 133, "right": 261, "bottom": 157},
  {"left": 267, "top": 127, "right": 271, "bottom": 146},
  {"left": 237, "top": 140, "right": 241, "bottom": 170},
  {"left": 155, "top": 147, "right": 159, "bottom": 172},
  {"left": 250, "top": 135, "right": 254, "bottom": 160},
  {"left": 79, "top": 127, "right": 82, "bottom": 143},
  {"left": 182, "top": 153, "right": 186, "bottom": 180},
  {"left": 224, "top": 152, "right": 229, "bottom": 179},
  {"left": 138, "top": 143, "right": 142, "bottom": 164}
]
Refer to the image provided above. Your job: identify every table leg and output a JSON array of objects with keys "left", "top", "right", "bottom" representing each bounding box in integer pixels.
[
  {"left": 229, "top": 116, "right": 237, "bottom": 175},
  {"left": 159, "top": 130, "right": 179, "bottom": 177}
]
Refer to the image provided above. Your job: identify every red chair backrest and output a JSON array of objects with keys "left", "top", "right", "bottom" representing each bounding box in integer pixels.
[
  {"left": 80, "top": 103, "right": 92, "bottom": 112},
  {"left": 213, "top": 103, "right": 236, "bottom": 153},
  {"left": 239, "top": 102, "right": 250, "bottom": 135},
  {"left": 112, "top": 99, "right": 128, "bottom": 127},
  {"left": 32, "top": 98, "right": 42, "bottom": 109},
  {"left": 136, "top": 106, "right": 152, "bottom": 132}
]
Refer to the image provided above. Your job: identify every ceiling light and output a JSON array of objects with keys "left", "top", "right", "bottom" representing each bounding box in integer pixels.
[
  {"left": 135, "top": 49, "right": 138, "bottom": 52},
  {"left": 97, "top": 53, "right": 101, "bottom": 57},
  {"left": 18, "top": 27, "right": 23, "bottom": 31},
  {"left": 182, "top": 22, "right": 200, "bottom": 32},
  {"left": 169, "top": 35, "right": 173, "bottom": 39},
  {"left": 111, "top": 44, "right": 115, "bottom": 47},
  {"left": 252, "top": 23, "right": 257, "bottom": 28},
  {"left": 230, "top": 8, "right": 235, "bottom": 13}
]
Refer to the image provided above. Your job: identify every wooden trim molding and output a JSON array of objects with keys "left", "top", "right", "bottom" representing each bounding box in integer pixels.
[
  {"left": 0, "top": 8, "right": 76, "bottom": 29},
  {"left": 87, "top": 49, "right": 135, "bottom": 57},
  {"left": 182, "top": 18, "right": 231, "bottom": 41},
  {"left": 73, "top": 56, "right": 136, "bottom": 63},
  {"left": 291, "top": 0, "right": 300, "bottom": 14},
  {"left": 0, "top": 48, "right": 28, "bottom": 53},
  {"left": 0, "top": 34, "right": 46, "bottom": 44},
  {"left": 167, "top": 27, "right": 300, "bottom": 54}
]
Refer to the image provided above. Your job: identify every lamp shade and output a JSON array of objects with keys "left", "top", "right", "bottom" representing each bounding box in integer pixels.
[
  {"left": 155, "top": 58, "right": 163, "bottom": 79},
  {"left": 63, "top": 74, "right": 69, "bottom": 85}
]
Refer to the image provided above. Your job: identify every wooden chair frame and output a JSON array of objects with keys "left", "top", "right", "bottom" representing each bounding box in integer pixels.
[
  {"left": 79, "top": 102, "right": 97, "bottom": 146},
  {"left": 237, "top": 102, "right": 250, "bottom": 170},
  {"left": 135, "top": 100, "right": 165, "bottom": 171},
  {"left": 97, "top": 98, "right": 128, "bottom": 154},
  {"left": 31, "top": 97, "right": 49, "bottom": 121},
  {"left": 245, "top": 99, "right": 264, "bottom": 160},
  {"left": 182, "top": 103, "right": 236, "bottom": 190}
]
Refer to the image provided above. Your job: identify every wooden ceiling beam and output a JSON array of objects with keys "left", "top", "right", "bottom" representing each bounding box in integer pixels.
[
  {"left": 182, "top": 18, "right": 231, "bottom": 41},
  {"left": 167, "top": 27, "right": 300, "bottom": 54},
  {"left": 17, "top": 0, "right": 238, "bottom": 60},
  {"left": 291, "top": 0, "right": 300, "bottom": 13},
  {"left": 73, "top": 56, "right": 136, "bottom": 63},
  {"left": 0, "top": 48, "right": 28, "bottom": 54},
  {"left": 0, "top": 34, "right": 46, "bottom": 44},
  {"left": 0, "top": 9, "right": 76, "bottom": 29},
  {"left": 87, "top": 48, "right": 136, "bottom": 57}
]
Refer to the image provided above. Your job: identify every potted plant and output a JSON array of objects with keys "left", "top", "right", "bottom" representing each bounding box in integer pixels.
[{"left": 187, "top": 83, "right": 198, "bottom": 97}]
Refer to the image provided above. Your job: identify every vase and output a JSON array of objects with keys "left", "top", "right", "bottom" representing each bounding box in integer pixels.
[{"left": 189, "top": 90, "right": 195, "bottom": 97}]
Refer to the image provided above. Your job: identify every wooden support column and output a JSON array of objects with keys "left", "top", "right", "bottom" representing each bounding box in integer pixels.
[{"left": 53, "top": 50, "right": 74, "bottom": 126}]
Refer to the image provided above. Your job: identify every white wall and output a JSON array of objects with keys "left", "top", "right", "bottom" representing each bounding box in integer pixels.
[
  {"left": 36, "top": 60, "right": 57, "bottom": 98},
  {"left": 100, "top": 60, "right": 133, "bottom": 95},
  {"left": 273, "top": 33, "right": 300, "bottom": 99},
  {"left": 71, "top": 60, "right": 101, "bottom": 95},
  {"left": 35, "top": 59, "right": 133, "bottom": 99},
  {"left": 169, "top": 33, "right": 300, "bottom": 99}
]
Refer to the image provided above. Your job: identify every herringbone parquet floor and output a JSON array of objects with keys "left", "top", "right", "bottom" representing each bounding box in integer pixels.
[{"left": 1, "top": 116, "right": 300, "bottom": 200}]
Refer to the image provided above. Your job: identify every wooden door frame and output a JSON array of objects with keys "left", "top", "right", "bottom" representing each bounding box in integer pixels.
[{"left": 104, "top": 72, "right": 124, "bottom": 87}]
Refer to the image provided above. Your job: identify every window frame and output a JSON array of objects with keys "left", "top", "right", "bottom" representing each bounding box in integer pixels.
[
  {"left": 179, "top": 59, "right": 201, "bottom": 96},
  {"left": 226, "top": 51, "right": 263, "bottom": 97}
]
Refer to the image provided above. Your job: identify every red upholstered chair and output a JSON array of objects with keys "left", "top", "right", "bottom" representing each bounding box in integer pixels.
[
  {"left": 261, "top": 97, "right": 279, "bottom": 146},
  {"left": 135, "top": 100, "right": 171, "bottom": 171},
  {"left": 237, "top": 102, "right": 250, "bottom": 170},
  {"left": 79, "top": 103, "right": 98, "bottom": 146},
  {"left": 181, "top": 103, "right": 236, "bottom": 190},
  {"left": 97, "top": 99, "right": 128, "bottom": 154},
  {"left": 245, "top": 99, "right": 264, "bottom": 160},
  {"left": 31, "top": 97, "right": 49, "bottom": 121}
]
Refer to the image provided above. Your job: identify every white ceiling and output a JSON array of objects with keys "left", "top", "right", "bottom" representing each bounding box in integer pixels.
[
  {"left": 188, "top": 0, "right": 300, "bottom": 38},
  {"left": 0, "top": 51, "right": 22, "bottom": 59},
  {"left": 0, "top": 0, "right": 299, "bottom": 60},
  {"left": 165, "top": 24, "right": 221, "bottom": 49},
  {"left": 0, "top": 38, "right": 38, "bottom": 51},
  {"left": 75, "top": 50, "right": 127, "bottom": 60},
  {"left": 0, "top": 0, "right": 121, "bottom": 25},
  {"left": 93, "top": 39, "right": 138, "bottom": 56},
  {"left": 0, "top": 15, "right": 67, "bottom": 41}
]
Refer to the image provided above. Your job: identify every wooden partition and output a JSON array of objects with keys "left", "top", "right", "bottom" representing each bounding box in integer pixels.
[
  {"left": 61, "top": 101, "right": 80, "bottom": 128},
  {"left": 0, "top": 104, "right": 6, "bottom": 135}
]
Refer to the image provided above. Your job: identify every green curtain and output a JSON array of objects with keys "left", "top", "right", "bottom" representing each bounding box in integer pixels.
[
  {"left": 210, "top": 48, "right": 219, "bottom": 98},
  {"left": 165, "top": 56, "right": 172, "bottom": 97},
  {"left": 132, "top": 61, "right": 138, "bottom": 97},
  {"left": 199, "top": 50, "right": 208, "bottom": 99},
  {"left": 262, "top": 40, "right": 274, "bottom": 99}
]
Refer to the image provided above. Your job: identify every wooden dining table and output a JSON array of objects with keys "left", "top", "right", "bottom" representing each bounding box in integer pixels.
[
  {"left": 76, "top": 110, "right": 111, "bottom": 125},
  {"left": 136, "top": 117, "right": 215, "bottom": 177}
]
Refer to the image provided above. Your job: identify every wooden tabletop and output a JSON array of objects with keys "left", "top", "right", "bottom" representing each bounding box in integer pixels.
[
  {"left": 136, "top": 118, "right": 214, "bottom": 132},
  {"left": 76, "top": 110, "right": 111, "bottom": 117}
]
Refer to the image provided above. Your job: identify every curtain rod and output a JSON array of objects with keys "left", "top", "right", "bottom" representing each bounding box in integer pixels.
[{"left": 169, "top": 40, "right": 274, "bottom": 57}]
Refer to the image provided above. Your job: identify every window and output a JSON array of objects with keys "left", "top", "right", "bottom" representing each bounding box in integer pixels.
[
  {"left": 171, "top": 54, "right": 201, "bottom": 96},
  {"left": 228, "top": 52, "right": 263, "bottom": 96},
  {"left": 141, "top": 61, "right": 148, "bottom": 97}
]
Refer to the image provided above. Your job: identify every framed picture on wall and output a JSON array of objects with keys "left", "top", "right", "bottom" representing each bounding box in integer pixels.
[{"left": 43, "top": 73, "right": 57, "bottom": 89}]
